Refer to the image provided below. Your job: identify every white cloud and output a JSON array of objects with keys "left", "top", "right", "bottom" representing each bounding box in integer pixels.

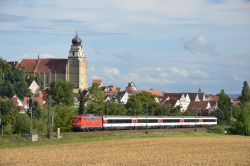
[
  {"left": 184, "top": 35, "right": 219, "bottom": 56},
  {"left": 103, "top": 67, "right": 120, "bottom": 78},
  {"left": 123, "top": 72, "right": 175, "bottom": 85},
  {"left": 194, "top": 69, "right": 210, "bottom": 79},
  {"left": 22, "top": 52, "right": 55, "bottom": 59},
  {"left": 150, "top": 66, "right": 189, "bottom": 79},
  {"left": 169, "top": 66, "right": 189, "bottom": 78},
  {"left": 39, "top": 53, "right": 55, "bottom": 58},
  {"left": 232, "top": 73, "right": 243, "bottom": 82}
]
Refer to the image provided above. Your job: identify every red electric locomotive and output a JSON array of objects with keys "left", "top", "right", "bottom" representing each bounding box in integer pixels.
[{"left": 72, "top": 114, "right": 103, "bottom": 131}]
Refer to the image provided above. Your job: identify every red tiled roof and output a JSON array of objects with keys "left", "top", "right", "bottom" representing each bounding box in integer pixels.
[
  {"left": 23, "top": 92, "right": 45, "bottom": 107},
  {"left": 165, "top": 98, "right": 178, "bottom": 107},
  {"left": 210, "top": 96, "right": 219, "bottom": 102},
  {"left": 164, "top": 93, "right": 182, "bottom": 100},
  {"left": 18, "top": 58, "right": 67, "bottom": 74},
  {"left": 144, "top": 89, "right": 163, "bottom": 97},
  {"left": 187, "top": 101, "right": 209, "bottom": 111},
  {"left": 92, "top": 79, "right": 103, "bottom": 86}
]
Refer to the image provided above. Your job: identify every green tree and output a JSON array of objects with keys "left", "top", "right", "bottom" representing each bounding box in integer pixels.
[
  {"left": 0, "top": 58, "right": 30, "bottom": 98},
  {"left": 86, "top": 84, "right": 105, "bottom": 115},
  {"left": 0, "top": 98, "right": 32, "bottom": 134},
  {"left": 106, "top": 102, "right": 127, "bottom": 115},
  {"left": 49, "top": 80, "right": 74, "bottom": 106},
  {"left": 218, "top": 89, "right": 232, "bottom": 110},
  {"left": 53, "top": 105, "right": 77, "bottom": 131},
  {"left": 126, "top": 92, "right": 155, "bottom": 116},
  {"left": 216, "top": 89, "right": 232, "bottom": 125},
  {"left": 78, "top": 90, "right": 85, "bottom": 114},
  {"left": 32, "top": 100, "right": 43, "bottom": 119},
  {"left": 234, "top": 102, "right": 250, "bottom": 135},
  {"left": 13, "top": 113, "right": 30, "bottom": 134},
  {"left": 239, "top": 81, "right": 250, "bottom": 106},
  {"left": 0, "top": 98, "right": 19, "bottom": 127},
  {"left": 170, "top": 106, "right": 183, "bottom": 116}
]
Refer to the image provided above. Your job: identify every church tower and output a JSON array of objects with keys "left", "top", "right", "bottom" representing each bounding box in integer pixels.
[{"left": 67, "top": 33, "right": 88, "bottom": 91}]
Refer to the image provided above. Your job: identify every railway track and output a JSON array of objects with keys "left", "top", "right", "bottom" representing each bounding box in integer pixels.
[{"left": 61, "top": 127, "right": 209, "bottom": 137}]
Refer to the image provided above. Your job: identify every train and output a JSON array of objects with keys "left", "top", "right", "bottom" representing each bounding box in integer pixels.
[{"left": 72, "top": 114, "right": 217, "bottom": 131}]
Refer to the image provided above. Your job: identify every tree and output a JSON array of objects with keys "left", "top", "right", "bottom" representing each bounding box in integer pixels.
[
  {"left": 86, "top": 84, "right": 105, "bottom": 115},
  {"left": 240, "top": 81, "right": 250, "bottom": 105},
  {"left": 0, "top": 98, "right": 19, "bottom": 127},
  {"left": 53, "top": 105, "right": 77, "bottom": 132},
  {"left": 78, "top": 90, "right": 85, "bottom": 114},
  {"left": 234, "top": 102, "right": 250, "bottom": 135},
  {"left": 170, "top": 106, "right": 183, "bottom": 116},
  {"left": 126, "top": 92, "right": 156, "bottom": 116},
  {"left": 106, "top": 102, "right": 127, "bottom": 115},
  {"left": 216, "top": 89, "right": 232, "bottom": 125},
  {"left": 49, "top": 80, "right": 74, "bottom": 106},
  {"left": 0, "top": 58, "right": 30, "bottom": 98},
  {"left": 0, "top": 98, "right": 31, "bottom": 134},
  {"left": 217, "top": 89, "right": 232, "bottom": 110},
  {"left": 145, "top": 102, "right": 172, "bottom": 116},
  {"left": 13, "top": 113, "right": 30, "bottom": 134}
]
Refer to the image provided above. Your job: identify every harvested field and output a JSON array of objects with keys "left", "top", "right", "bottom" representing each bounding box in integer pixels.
[{"left": 0, "top": 135, "right": 249, "bottom": 166}]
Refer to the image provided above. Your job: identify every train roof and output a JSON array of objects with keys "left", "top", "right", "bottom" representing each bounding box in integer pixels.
[{"left": 102, "top": 115, "right": 217, "bottom": 119}]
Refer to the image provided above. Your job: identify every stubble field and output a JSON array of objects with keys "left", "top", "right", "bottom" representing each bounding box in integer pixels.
[{"left": 0, "top": 135, "right": 249, "bottom": 166}]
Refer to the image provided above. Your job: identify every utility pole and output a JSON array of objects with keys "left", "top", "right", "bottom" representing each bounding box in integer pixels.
[
  {"left": 0, "top": 111, "right": 3, "bottom": 136},
  {"left": 29, "top": 96, "right": 33, "bottom": 135},
  {"left": 194, "top": 107, "right": 197, "bottom": 132},
  {"left": 146, "top": 103, "right": 148, "bottom": 135},
  {"left": 47, "top": 94, "right": 52, "bottom": 139},
  {"left": 106, "top": 102, "right": 108, "bottom": 116}
]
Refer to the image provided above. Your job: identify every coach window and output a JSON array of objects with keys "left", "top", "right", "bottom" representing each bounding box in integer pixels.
[
  {"left": 163, "top": 119, "right": 180, "bottom": 123},
  {"left": 108, "top": 119, "right": 132, "bottom": 123},
  {"left": 148, "top": 119, "right": 158, "bottom": 123},
  {"left": 184, "top": 119, "right": 196, "bottom": 122},
  {"left": 203, "top": 119, "right": 216, "bottom": 122},
  {"left": 138, "top": 119, "right": 146, "bottom": 123}
]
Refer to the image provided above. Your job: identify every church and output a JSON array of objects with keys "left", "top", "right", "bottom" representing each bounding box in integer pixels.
[{"left": 17, "top": 33, "right": 88, "bottom": 91}]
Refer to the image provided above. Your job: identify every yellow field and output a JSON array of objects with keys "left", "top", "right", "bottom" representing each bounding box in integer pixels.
[{"left": 0, "top": 135, "right": 249, "bottom": 166}]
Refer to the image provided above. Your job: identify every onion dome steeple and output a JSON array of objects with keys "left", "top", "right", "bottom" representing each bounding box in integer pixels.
[{"left": 72, "top": 32, "right": 82, "bottom": 45}]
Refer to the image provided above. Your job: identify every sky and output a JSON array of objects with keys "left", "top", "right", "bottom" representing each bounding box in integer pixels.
[{"left": 0, "top": 0, "right": 250, "bottom": 94}]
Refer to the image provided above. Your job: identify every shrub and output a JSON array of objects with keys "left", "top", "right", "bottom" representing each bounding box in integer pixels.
[
  {"left": 3, "top": 123, "right": 14, "bottom": 135},
  {"left": 53, "top": 105, "right": 77, "bottom": 132},
  {"left": 13, "top": 114, "right": 30, "bottom": 134},
  {"left": 208, "top": 125, "right": 225, "bottom": 134}
]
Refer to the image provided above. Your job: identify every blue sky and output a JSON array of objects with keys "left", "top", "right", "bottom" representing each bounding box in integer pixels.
[{"left": 0, "top": 0, "right": 250, "bottom": 94}]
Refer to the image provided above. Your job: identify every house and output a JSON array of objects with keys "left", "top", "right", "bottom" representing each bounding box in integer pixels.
[
  {"left": 28, "top": 80, "right": 40, "bottom": 95},
  {"left": 23, "top": 91, "right": 46, "bottom": 108},
  {"left": 126, "top": 82, "right": 138, "bottom": 93},
  {"left": 11, "top": 95, "right": 25, "bottom": 112},
  {"left": 144, "top": 89, "right": 163, "bottom": 97},
  {"left": 161, "top": 93, "right": 190, "bottom": 112},
  {"left": 187, "top": 101, "right": 211, "bottom": 116},
  {"left": 92, "top": 79, "right": 103, "bottom": 87},
  {"left": 117, "top": 91, "right": 129, "bottom": 104}
]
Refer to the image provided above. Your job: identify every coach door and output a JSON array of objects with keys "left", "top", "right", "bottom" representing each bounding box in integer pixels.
[{"left": 132, "top": 119, "right": 137, "bottom": 127}]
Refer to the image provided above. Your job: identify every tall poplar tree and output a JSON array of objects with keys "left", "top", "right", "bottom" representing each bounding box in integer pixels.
[
  {"left": 86, "top": 83, "right": 105, "bottom": 115},
  {"left": 240, "top": 81, "right": 250, "bottom": 105}
]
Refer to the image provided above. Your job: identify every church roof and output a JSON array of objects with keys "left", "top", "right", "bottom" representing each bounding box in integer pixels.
[{"left": 19, "top": 58, "right": 67, "bottom": 74}]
